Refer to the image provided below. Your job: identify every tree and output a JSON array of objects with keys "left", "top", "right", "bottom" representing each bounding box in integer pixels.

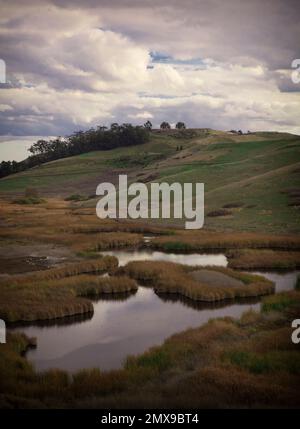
[
  {"left": 176, "top": 121, "right": 186, "bottom": 130},
  {"left": 144, "top": 120, "right": 152, "bottom": 130},
  {"left": 160, "top": 121, "right": 171, "bottom": 130},
  {"left": 110, "top": 123, "right": 120, "bottom": 132},
  {"left": 1, "top": 123, "right": 150, "bottom": 180},
  {"left": 28, "top": 139, "right": 50, "bottom": 155}
]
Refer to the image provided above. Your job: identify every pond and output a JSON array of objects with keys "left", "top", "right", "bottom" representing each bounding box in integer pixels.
[{"left": 10, "top": 250, "right": 299, "bottom": 373}]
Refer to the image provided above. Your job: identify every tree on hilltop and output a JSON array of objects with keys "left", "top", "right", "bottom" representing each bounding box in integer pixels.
[
  {"left": 144, "top": 120, "right": 152, "bottom": 130},
  {"left": 176, "top": 121, "right": 186, "bottom": 129},
  {"left": 160, "top": 121, "right": 171, "bottom": 130}
]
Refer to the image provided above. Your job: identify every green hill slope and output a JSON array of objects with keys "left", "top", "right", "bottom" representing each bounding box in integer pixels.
[{"left": 1, "top": 129, "right": 299, "bottom": 233}]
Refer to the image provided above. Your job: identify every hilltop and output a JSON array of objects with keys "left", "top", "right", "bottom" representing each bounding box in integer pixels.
[{"left": 0, "top": 129, "right": 299, "bottom": 233}]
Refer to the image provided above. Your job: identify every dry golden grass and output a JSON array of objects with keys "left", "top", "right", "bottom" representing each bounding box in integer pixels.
[
  {"left": 227, "top": 249, "right": 300, "bottom": 269},
  {"left": 120, "top": 261, "right": 274, "bottom": 302},
  {"left": 0, "top": 256, "right": 118, "bottom": 286},
  {"left": 0, "top": 253, "right": 139, "bottom": 322},
  {"left": 0, "top": 273, "right": 137, "bottom": 322},
  {"left": 2, "top": 198, "right": 300, "bottom": 257},
  {"left": 73, "top": 232, "right": 144, "bottom": 251},
  {"left": 0, "top": 198, "right": 164, "bottom": 253}
]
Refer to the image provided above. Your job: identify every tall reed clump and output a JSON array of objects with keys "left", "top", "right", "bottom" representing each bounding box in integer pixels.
[
  {"left": 73, "top": 232, "right": 145, "bottom": 252},
  {"left": 75, "top": 275, "right": 138, "bottom": 296},
  {"left": 120, "top": 261, "right": 274, "bottom": 302},
  {"left": 226, "top": 249, "right": 300, "bottom": 269}
]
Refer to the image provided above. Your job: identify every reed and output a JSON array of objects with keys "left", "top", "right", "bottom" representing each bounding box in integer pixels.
[
  {"left": 80, "top": 232, "right": 144, "bottom": 251},
  {"left": 0, "top": 256, "right": 118, "bottom": 287},
  {"left": 150, "top": 231, "right": 300, "bottom": 251},
  {"left": 0, "top": 270, "right": 137, "bottom": 322},
  {"left": 227, "top": 249, "right": 300, "bottom": 269}
]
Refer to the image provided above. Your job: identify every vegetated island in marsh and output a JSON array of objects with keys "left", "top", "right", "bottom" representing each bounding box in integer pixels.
[
  {"left": 0, "top": 258, "right": 274, "bottom": 324},
  {"left": 119, "top": 261, "right": 274, "bottom": 302},
  {"left": 0, "top": 257, "right": 138, "bottom": 323},
  {"left": 1, "top": 289, "right": 300, "bottom": 408},
  {"left": 226, "top": 249, "right": 300, "bottom": 269}
]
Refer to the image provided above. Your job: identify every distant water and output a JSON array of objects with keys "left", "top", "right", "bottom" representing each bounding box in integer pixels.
[{"left": 0, "top": 136, "right": 53, "bottom": 162}]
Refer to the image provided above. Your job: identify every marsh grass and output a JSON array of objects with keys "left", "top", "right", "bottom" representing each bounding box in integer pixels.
[
  {"left": 225, "top": 350, "right": 300, "bottom": 374},
  {"left": 150, "top": 231, "right": 300, "bottom": 251},
  {"left": 0, "top": 256, "right": 118, "bottom": 286},
  {"left": 125, "top": 349, "right": 172, "bottom": 374},
  {"left": 261, "top": 291, "right": 300, "bottom": 313},
  {"left": 227, "top": 249, "right": 300, "bottom": 269},
  {"left": 120, "top": 261, "right": 274, "bottom": 302},
  {"left": 85, "top": 232, "right": 144, "bottom": 251},
  {"left": 1, "top": 198, "right": 299, "bottom": 256},
  {"left": 0, "top": 274, "right": 137, "bottom": 322},
  {"left": 0, "top": 255, "right": 138, "bottom": 322},
  {"left": 0, "top": 199, "right": 157, "bottom": 253}
]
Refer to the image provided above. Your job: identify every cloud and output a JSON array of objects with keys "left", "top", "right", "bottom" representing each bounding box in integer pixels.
[{"left": 0, "top": 0, "right": 299, "bottom": 137}]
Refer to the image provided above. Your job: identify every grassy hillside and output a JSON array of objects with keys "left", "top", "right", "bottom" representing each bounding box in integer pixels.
[{"left": 0, "top": 129, "right": 299, "bottom": 233}]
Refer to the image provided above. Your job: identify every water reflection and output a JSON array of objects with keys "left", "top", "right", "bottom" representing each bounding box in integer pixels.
[
  {"left": 18, "top": 286, "right": 261, "bottom": 372},
  {"left": 157, "top": 292, "right": 261, "bottom": 311},
  {"left": 9, "top": 311, "right": 94, "bottom": 329},
  {"left": 250, "top": 270, "right": 299, "bottom": 292},
  {"left": 101, "top": 249, "right": 228, "bottom": 267}
]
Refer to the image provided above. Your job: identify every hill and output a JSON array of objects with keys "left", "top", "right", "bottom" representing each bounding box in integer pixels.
[{"left": 0, "top": 129, "right": 299, "bottom": 233}]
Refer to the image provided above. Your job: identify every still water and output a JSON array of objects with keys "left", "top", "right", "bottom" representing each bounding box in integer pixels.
[
  {"left": 12, "top": 251, "right": 298, "bottom": 373},
  {"left": 100, "top": 249, "right": 228, "bottom": 267}
]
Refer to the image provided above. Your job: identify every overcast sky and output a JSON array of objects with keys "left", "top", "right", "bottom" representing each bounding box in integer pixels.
[{"left": 0, "top": 0, "right": 300, "bottom": 137}]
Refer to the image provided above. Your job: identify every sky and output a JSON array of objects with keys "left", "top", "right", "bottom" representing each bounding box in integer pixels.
[{"left": 0, "top": 0, "right": 300, "bottom": 140}]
